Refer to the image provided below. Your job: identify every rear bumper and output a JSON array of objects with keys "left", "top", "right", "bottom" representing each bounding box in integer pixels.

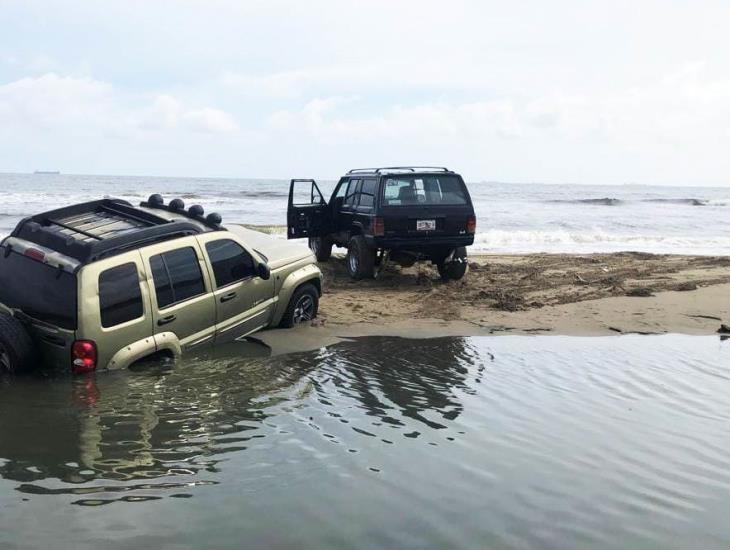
[{"left": 366, "top": 235, "right": 474, "bottom": 250}]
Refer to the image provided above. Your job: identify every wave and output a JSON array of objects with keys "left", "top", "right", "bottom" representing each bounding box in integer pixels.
[
  {"left": 640, "top": 198, "right": 708, "bottom": 206},
  {"left": 237, "top": 190, "right": 288, "bottom": 198},
  {"left": 546, "top": 197, "right": 725, "bottom": 207},
  {"left": 548, "top": 198, "right": 624, "bottom": 206},
  {"left": 470, "top": 229, "right": 730, "bottom": 256}
]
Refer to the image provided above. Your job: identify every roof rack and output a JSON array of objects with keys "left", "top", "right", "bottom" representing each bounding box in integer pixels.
[
  {"left": 347, "top": 166, "right": 452, "bottom": 175},
  {"left": 10, "top": 198, "right": 212, "bottom": 264}
]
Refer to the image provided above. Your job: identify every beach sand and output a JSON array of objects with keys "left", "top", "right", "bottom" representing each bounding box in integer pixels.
[{"left": 254, "top": 253, "right": 730, "bottom": 354}]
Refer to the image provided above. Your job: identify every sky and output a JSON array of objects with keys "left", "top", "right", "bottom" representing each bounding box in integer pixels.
[{"left": 1, "top": 0, "right": 729, "bottom": 185}]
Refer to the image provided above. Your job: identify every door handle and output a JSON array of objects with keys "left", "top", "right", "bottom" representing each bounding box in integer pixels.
[
  {"left": 158, "top": 314, "right": 177, "bottom": 326},
  {"left": 220, "top": 291, "right": 237, "bottom": 303}
]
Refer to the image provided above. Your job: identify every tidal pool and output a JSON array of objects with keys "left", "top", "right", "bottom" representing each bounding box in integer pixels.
[{"left": 1, "top": 335, "right": 729, "bottom": 549}]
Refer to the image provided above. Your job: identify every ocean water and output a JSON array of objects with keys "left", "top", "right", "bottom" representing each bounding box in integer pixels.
[
  {"left": 1, "top": 335, "right": 730, "bottom": 549},
  {"left": 1, "top": 172, "right": 729, "bottom": 255}
]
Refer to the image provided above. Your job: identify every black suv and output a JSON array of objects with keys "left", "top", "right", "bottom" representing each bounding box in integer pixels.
[{"left": 287, "top": 167, "right": 476, "bottom": 280}]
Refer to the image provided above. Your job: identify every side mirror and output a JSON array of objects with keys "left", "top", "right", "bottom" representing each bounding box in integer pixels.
[{"left": 257, "top": 262, "right": 271, "bottom": 280}]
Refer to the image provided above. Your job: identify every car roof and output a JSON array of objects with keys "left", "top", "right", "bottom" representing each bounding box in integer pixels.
[
  {"left": 346, "top": 166, "right": 456, "bottom": 176},
  {"left": 6, "top": 197, "right": 225, "bottom": 265}
]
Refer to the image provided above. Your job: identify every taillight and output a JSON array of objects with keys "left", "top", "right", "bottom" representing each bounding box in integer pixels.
[
  {"left": 467, "top": 215, "right": 477, "bottom": 234},
  {"left": 72, "top": 340, "right": 97, "bottom": 374},
  {"left": 372, "top": 217, "right": 385, "bottom": 237},
  {"left": 24, "top": 248, "right": 46, "bottom": 262}
]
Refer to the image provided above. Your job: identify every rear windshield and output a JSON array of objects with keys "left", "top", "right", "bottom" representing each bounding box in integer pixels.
[
  {"left": 382, "top": 175, "right": 468, "bottom": 206},
  {"left": 0, "top": 247, "right": 77, "bottom": 329}
]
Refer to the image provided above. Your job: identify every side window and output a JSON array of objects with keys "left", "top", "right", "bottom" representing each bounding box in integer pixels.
[
  {"left": 344, "top": 179, "right": 360, "bottom": 207},
  {"left": 99, "top": 263, "right": 143, "bottom": 328},
  {"left": 291, "top": 180, "right": 324, "bottom": 206},
  {"left": 150, "top": 247, "right": 206, "bottom": 309},
  {"left": 334, "top": 181, "right": 348, "bottom": 199},
  {"left": 359, "top": 179, "right": 376, "bottom": 208},
  {"left": 206, "top": 239, "right": 255, "bottom": 288}
]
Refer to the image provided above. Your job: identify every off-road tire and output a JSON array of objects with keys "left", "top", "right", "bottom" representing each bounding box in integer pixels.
[
  {"left": 279, "top": 283, "right": 319, "bottom": 328},
  {"left": 437, "top": 247, "right": 468, "bottom": 282},
  {"left": 346, "top": 235, "right": 375, "bottom": 279},
  {"left": 0, "top": 314, "right": 34, "bottom": 374},
  {"left": 309, "top": 236, "right": 333, "bottom": 262}
]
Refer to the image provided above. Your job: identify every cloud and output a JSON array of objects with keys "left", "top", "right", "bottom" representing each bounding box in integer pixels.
[
  {"left": 182, "top": 108, "right": 238, "bottom": 133},
  {"left": 263, "top": 63, "right": 730, "bottom": 150},
  {"left": 140, "top": 95, "right": 238, "bottom": 133},
  {"left": 0, "top": 73, "right": 238, "bottom": 137},
  {"left": 0, "top": 73, "right": 113, "bottom": 130}
]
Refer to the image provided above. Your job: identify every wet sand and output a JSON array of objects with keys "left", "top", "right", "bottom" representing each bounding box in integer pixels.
[{"left": 255, "top": 253, "right": 730, "bottom": 353}]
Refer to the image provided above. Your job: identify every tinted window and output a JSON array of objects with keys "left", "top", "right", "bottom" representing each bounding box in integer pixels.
[
  {"left": 0, "top": 247, "right": 77, "bottom": 329},
  {"left": 361, "top": 179, "right": 377, "bottom": 195},
  {"left": 150, "top": 255, "right": 175, "bottom": 308},
  {"left": 382, "top": 175, "right": 468, "bottom": 206},
  {"left": 99, "top": 263, "right": 143, "bottom": 328},
  {"left": 358, "top": 179, "right": 377, "bottom": 208},
  {"left": 334, "top": 181, "right": 348, "bottom": 198},
  {"left": 206, "top": 239, "right": 255, "bottom": 287},
  {"left": 344, "top": 179, "right": 360, "bottom": 206},
  {"left": 150, "top": 247, "right": 206, "bottom": 308}
]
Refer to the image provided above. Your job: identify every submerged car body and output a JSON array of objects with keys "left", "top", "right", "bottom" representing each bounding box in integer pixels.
[{"left": 0, "top": 196, "right": 322, "bottom": 374}]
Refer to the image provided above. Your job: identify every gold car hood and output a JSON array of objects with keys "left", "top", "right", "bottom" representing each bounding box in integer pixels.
[{"left": 227, "top": 225, "right": 315, "bottom": 269}]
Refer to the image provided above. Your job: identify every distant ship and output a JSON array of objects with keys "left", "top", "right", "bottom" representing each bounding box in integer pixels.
[{"left": 34, "top": 170, "right": 60, "bottom": 175}]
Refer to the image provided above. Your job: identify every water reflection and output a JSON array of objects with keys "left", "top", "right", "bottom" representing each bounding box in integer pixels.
[
  {"left": 311, "top": 337, "right": 478, "bottom": 432},
  {"left": 0, "top": 336, "right": 476, "bottom": 499},
  {"left": 2, "top": 335, "right": 730, "bottom": 548}
]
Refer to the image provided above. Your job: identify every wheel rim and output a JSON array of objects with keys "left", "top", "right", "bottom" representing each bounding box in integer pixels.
[
  {"left": 0, "top": 343, "right": 11, "bottom": 373},
  {"left": 292, "top": 295, "right": 315, "bottom": 325},
  {"left": 348, "top": 252, "right": 358, "bottom": 274}
]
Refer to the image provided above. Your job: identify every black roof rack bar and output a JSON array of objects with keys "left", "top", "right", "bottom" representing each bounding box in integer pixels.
[
  {"left": 46, "top": 219, "right": 104, "bottom": 241},
  {"left": 102, "top": 203, "right": 162, "bottom": 227},
  {"left": 89, "top": 224, "right": 202, "bottom": 262},
  {"left": 75, "top": 217, "right": 132, "bottom": 237},
  {"left": 347, "top": 166, "right": 451, "bottom": 174}
]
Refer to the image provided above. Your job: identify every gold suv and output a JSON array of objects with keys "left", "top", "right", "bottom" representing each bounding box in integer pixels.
[{"left": 0, "top": 195, "right": 322, "bottom": 374}]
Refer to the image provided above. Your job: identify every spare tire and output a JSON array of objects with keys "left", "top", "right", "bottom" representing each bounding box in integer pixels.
[{"left": 0, "top": 314, "right": 34, "bottom": 374}]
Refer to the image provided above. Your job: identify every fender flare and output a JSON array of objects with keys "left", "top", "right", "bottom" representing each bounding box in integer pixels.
[
  {"left": 271, "top": 265, "right": 322, "bottom": 326},
  {"left": 104, "top": 332, "right": 182, "bottom": 371}
]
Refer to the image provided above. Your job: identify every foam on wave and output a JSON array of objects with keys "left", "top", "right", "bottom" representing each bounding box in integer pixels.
[{"left": 470, "top": 229, "right": 730, "bottom": 256}]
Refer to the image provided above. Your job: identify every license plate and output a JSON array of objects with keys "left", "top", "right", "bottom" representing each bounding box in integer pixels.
[{"left": 416, "top": 219, "right": 436, "bottom": 231}]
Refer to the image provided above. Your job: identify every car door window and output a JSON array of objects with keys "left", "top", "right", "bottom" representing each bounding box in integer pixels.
[
  {"left": 99, "top": 263, "right": 143, "bottom": 328},
  {"left": 206, "top": 239, "right": 255, "bottom": 288},
  {"left": 334, "top": 181, "right": 348, "bottom": 199},
  {"left": 150, "top": 247, "right": 206, "bottom": 309},
  {"left": 344, "top": 179, "right": 360, "bottom": 207}
]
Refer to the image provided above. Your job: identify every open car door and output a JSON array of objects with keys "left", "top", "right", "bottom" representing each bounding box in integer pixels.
[{"left": 287, "top": 179, "right": 329, "bottom": 239}]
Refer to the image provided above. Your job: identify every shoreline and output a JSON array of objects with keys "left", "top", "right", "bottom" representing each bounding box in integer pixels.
[{"left": 254, "top": 252, "right": 730, "bottom": 354}]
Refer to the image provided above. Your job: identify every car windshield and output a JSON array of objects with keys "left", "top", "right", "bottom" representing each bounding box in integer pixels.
[{"left": 382, "top": 175, "right": 468, "bottom": 206}]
